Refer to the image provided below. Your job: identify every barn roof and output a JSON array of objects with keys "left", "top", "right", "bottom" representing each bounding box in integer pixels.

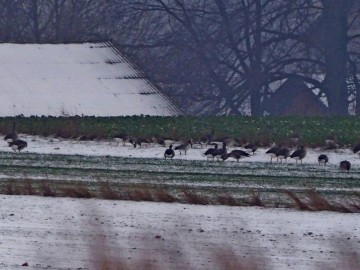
[
  {"left": 264, "top": 77, "right": 329, "bottom": 116},
  {"left": 0, "top": 42, "right": 181, "bottom": 117}
]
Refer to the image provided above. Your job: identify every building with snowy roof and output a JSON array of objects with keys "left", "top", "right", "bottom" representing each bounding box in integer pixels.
[{"left": 0, "top": 42, "right": 181, "bottom": 117}]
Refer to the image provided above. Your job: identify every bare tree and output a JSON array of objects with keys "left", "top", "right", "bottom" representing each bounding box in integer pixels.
[
  {"left": 114, "top": 0, "right": 360, "bottom": 116},
  {"left": 0, "top": 0, "right": 112, "bottom": 43},
  {"left": 0, "top": 0, "right": 29, "bottom": 42},
  {"left": 124, "top": 0, "right": 325, "bottom": 115},
  {"left": 320, "top": 0, "right": 355, "bottom": 115},
  {"left": 347, "top": 2, "right": 360, "bottom": 114},
  {"left": 0, "top": 0, "right": 358, "bottom": 115},
  {"left": 260, "top": 0, "right": 360, "bottom": 115}
]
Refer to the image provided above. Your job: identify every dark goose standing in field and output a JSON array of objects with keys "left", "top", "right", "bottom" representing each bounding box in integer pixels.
[
  {"left": 203, "top": 143, "right": 218, "bottom": 161},
  {"left": 222, "top": 149, "right": 250, "bottom": 161},
  {"left": 244, "top": 143, "right": 257, "bottom": 155},
  {"left": 164, "top": 144, "right": 175, "bottom": 160},
  {"left": 8, "top": 139, "right": 27, "bottom": 152},
  {"left": 211, "top": 142, "right": 227, "bottom": 161},
  {"left": 290, "top": 146, "right": 307, "bottom": 164},
  {"left": 317, "top": 154, "right": 329, "bottom": 166},
  {"left": 276, "top": 146, "right": 291, "bottom": 163},
  {"left": 353, "top": 143, "right": 360, "bottom": 156},
  {"left": 266, "top": 144, "right": 281, "bottom": 163},
  {"left": 174, "top": 140, "right": 192, "bottom": 155},
  {"left": 339, "top": 160, "right": 351, "bottom": 172}
]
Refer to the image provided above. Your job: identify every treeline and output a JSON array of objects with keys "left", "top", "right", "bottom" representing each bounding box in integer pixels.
[{"left": 0, "top": 0, "right": 359, "bottom": 116}]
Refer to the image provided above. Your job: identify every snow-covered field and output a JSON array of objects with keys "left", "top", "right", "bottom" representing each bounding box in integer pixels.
[
  {"left": 1, "top": 196, "right": 359, "bottom": 270},
  {"left": 0, "top": 135, "right": 359, "bottom": 269}
]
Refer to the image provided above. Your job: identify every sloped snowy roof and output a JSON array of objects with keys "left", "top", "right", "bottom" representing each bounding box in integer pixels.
[{"left": 0, "top": 42, "right": 181, "bottom": 116}]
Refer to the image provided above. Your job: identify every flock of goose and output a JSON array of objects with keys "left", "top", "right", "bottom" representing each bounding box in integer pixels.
[
  {"left": 1, "top": 123, "right": 356, "bottom": 172},
  {"left": 161, "top": 139, "right": 354, "bottom": 172},
  {"left": 112, "top": 132, "right": 357, "bottom": 171}
]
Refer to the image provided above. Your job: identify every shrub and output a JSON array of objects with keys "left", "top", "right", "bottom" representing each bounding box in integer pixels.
[{"left": 182, "top": 189, "right": 209, "bottom": 205}]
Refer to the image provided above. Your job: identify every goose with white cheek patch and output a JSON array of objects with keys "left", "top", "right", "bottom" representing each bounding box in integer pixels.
[{"left": 164, "top": 144, "right": 175, "bottom": 160}]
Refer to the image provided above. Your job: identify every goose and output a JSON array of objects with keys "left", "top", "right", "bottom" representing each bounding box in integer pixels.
[
  {"left": 222, "top": 149, "right": 250, "bottom": 161},
  {"left": 163, "top": 139, "right": 177, "bottom": 148},
  {"left": 207, "top": 138, "right": 225, "bottom": 148},
  {"left": 164, "top": 144, "right": 175, "bottom": 160},
  {"left": 174, "top": 140, "right": 192, "bottom": 155},
  {"left": 188, "top": 138, "right": 204, "bottom": 149},
  {"left": 4, "top": 122, "right": 18, "bottom": 142},
  {"left": 211, "top": 142, "right": 227, "bottom": 161},
  {"left": 318, "top": 154, "right": 329, "bottom": 166},
  {"left": 276, "top": 146, "right": 290, "bottom": 163},
  {"left": 113, "top": 133, "right": 129, "bottom": 146},
  {"left": 198, "top": 137, "right": 209, "bottom": 148},
  {"left": 129, "top": 138, "right": 150, "bottom": 148},
  {"left": 339, "top": 160, "right": 351, "bottom": 172},
  {"left": 290, "top": 146, "right": 307, "bottom": 164},
  {"left": 129, "top": 138, "right": 136, "bottom": 147},
  {"left": 244, "top": 143, "right": 257, "bottom": 155},
  {"left": 200, "top": 129, "right": 215, "bottom": 147},
  {"left": 353, "top": 143, "right": 360, "bottom": 156},
  {"left": 152, "top": 135, "right": 176, "bottom": 147},
  {"left": 232, "top": 149, "right": 251, "bottom": 157},
  {"left": 325, "top": 134, "right": 336, "bottom": 145},
  {"left": 325, "top": 134, "right": 338, "bottom": 149},
  {"left": 8, "top": 139, "right": 27, "bottom": 152},
  {"left": 266, "top": 144, "right": 281, "bottom": 163},
  {"left": 203, "top": 143, "right": 218, "bottom": 160},
  {"left": 152, "top": 136, "right": 165, "bottom": 147}
]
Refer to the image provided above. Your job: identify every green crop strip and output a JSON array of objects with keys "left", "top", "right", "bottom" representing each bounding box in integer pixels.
[{"left": 1, "top": 115, "right": 360, "bottom": 146}]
